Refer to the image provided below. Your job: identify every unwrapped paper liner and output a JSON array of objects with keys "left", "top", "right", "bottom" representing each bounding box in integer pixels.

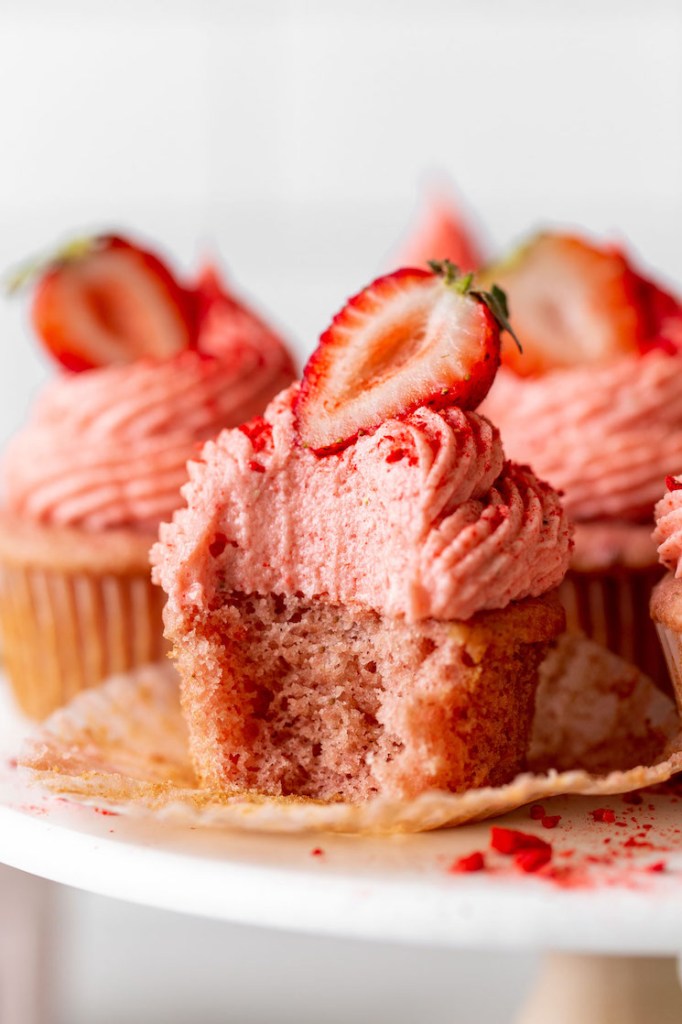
[{"left": 19, "top": 635, "right": 682, "bottom": 834}]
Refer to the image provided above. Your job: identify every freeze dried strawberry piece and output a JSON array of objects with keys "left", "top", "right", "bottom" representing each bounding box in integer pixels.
[
  {"left": 449, "top": 851, "right": 486, "bottom": 873},
  {"left": 591, "top": 808, "right": 616, "bottom": 824},
  {"left": 21, "top": 234, "right": 194, "bottom": 371},
  {"left": 295, "top": 261, "right": 517, "bottom": 455},
  {"left": 515, "top": 847, "right": 553, "bottom": 873},
  {"left": 490, "top": 827, "right": 551, "bottom": 854}
]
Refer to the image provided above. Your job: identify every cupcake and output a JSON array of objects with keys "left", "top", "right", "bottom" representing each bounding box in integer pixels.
[
  {"left": 481, "top": 232, "right": 682, "bottom": 685},
  {"left": 152, "top": 264, "right": 572, "bottom": 801},
  {"left": 1, "top": 233, "right": 294, "bottom": 718}
]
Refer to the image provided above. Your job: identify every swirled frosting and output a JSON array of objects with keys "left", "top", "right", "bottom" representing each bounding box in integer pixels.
[
  {"left": 482, "top": 351, "right": 682, "bottom": 522},
  {"left": 3, "top": 341, "right": 293, "bottom": 533},
  {"left": 153, "top": 385, "right": 573, "bottom": 624},
  {"left": 654, "top": 483, "right": 682, "bottom": 576}
]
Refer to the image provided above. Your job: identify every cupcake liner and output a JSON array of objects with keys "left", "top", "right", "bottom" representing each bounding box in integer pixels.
[
  {"left": 655, "top": 624, "right": 682, "bottom": 705},
  {"left": 559, "top": 564, "right": 668, "bottom": 688},
  {"left": 0, "top": 562, "right": 168, "bottom": 719},
  {"left": 18, "top": 635, "right": 682, "bottom": 835}
]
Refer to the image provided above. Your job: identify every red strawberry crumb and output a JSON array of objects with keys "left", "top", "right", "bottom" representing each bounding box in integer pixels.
[
  {"left": 529, "top": 804, "right": 545, "bottom": 820},
  {"left": 646, "top": 861, "right": 667, "bottom": 873},
  {"left": 449, "top": 851, "right": 486, "bottom": 873},
  {"left": 666, "top": 475, "right": 682, "bottom": 492},
  {"left": 310, "top": 848, "right": 325, "bottom": 857},
  {"left": 490, "top": 827, "right": 551, "bottom": 854},
  {"left": 238, "top": 417, "right": 271, "bottom": 453},
  {"left": 248, "top": 460, "right": 266, "bottom": 473},
  {"left": 385, "top": 448, "right": 413, "bottom": 464},
  {"left": 591, "top": 808, "right": 616, "bottom": 824},
  {"left": 209, "top": 533, "right": 228, "bottom": 557},
  {"left": 623, "top": 838, "right": 656, "bottom": 850},
  {"left": 541, "top": 815, "right": 561, "bottom": 829},
  {"left": 515, "top": 847, "right": 552, "bottom": 873},
  {"left": 93, "top": 807, "right": 118, "bottom": 816}
]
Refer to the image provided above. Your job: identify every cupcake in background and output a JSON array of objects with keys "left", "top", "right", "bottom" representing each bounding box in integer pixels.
[
  {"left": 481, "top": 232, "right": 682, "bottom": 684},
  {"left": 0, "top": 233, "right": 294, "bottom": 718},
  {"left": 390, "top": 188, "right": 486, "bottom": 273}
]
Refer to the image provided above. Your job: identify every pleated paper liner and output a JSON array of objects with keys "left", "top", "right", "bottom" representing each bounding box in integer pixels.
[
  {"left": 560, "top": 565, "right": 668, "bottom": 690},
  {"left": 18, "top": 634, "right": 682, "bottom": 835},
  {"left": 562, "top": 521, "right": 668, "bottom": 689},
  {"left": 0, "top": 515, "right": 167, "bottom": 719},
  {"left": 651, "top": 572, "right": 682, "bottom": 715}
]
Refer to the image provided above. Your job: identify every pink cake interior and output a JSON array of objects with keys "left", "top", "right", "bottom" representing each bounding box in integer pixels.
[{"left": 175, "top": 590, "right": 563, "bottom": 801}]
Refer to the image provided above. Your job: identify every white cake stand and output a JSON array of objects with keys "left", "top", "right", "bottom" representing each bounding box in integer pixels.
[{"left": 2, "top": 680, "right": 682, "bottom": 1024}]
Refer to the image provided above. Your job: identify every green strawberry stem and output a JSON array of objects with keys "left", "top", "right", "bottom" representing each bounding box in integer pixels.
[
  {"left": 428, "top": 258, "right": 523, "bottom": 353},
  {"left": 4, "top": 235, "right": 103, "bottom": 296}
]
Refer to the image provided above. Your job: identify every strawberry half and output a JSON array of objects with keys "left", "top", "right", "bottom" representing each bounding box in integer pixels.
[
  {"left": 294, "top": 262, "right": 516, "bottom": 454},
  {"left": 632, "top": 271, "right": 682, "bottom": 356},
  {"left": 478, "top": 233, "right": 645, "bottom": 376},
  {"left": 395, "top": 193, "right": 485, "bottom": 273},
  {"left": 23, "top": 234, "right": 193, "bottom": 371}
]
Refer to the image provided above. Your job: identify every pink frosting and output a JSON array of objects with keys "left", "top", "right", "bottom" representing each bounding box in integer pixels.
[
  {"left": 654, "top": 484, "right": 682, "bottom": 575},
  {"left": 482, "top": 351, "right": 682, "bottom": 522},
  {"left": 153, "top": 386, "right": 573, "bottom": 624},
  {"left": 3, "top": 341, "right": 293, "bottom": 533}
]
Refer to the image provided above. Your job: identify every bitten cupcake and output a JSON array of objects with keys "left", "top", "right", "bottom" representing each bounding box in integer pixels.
[
  {"left": 481, "top": 232, "right": 682, "bottom": 685},
  {"left": 153, "top": 264, "right": 572, "bottom": 801},
  {"left": 0, "top": 234, "right": 294, "bottom": 718}
]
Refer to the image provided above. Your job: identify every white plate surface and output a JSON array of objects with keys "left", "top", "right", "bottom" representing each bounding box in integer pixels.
[{"left": 2, "top": 680, "right": 682, "bottom": 954}]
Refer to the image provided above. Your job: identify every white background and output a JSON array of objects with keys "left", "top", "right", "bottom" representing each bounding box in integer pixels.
[{"left": 1, "top": 1, "right": 681, "bottom": 1020}]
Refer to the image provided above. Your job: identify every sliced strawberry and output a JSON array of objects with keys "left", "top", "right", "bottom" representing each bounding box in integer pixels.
[
  {"left": 295, "top": 262, "right": 514, "bottom": 455},
  {"left": 188, "top": 263, "right": 294, "bottom": 372},
  {"left": 27, "top": 234, "right": 193, "bottom": 371},
  {"left": 631, "top": 271, "right": 682, "bottom": 356},
  {"left": 395, "top": 193, "right": 485, "bottom": 273},
  {"left": 479, "top": 234, "right": 645, "bottom": 376}
]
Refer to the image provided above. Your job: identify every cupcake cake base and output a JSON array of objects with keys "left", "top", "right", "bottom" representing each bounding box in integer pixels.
[{"left": 174, "top": 589, "right": 565, "bottom": 801}]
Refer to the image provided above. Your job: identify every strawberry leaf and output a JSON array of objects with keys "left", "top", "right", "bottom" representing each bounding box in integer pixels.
[
  {"left": 5, "top": 236, "right": 103, "bottom": 296},
  {"left": 428, "top": 259, "right": 522, "bottom": 353},
  {"left": 472, "top": 283, "right": 523, "bottom": 354}
]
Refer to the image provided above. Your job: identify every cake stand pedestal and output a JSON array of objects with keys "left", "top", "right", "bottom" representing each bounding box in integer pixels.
[
  {"left": 518, "top": 954, "right": 682, "bottom": 1023},
  {"left": 1, "top": 681, "right": 682, "bottom": 1024}
]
